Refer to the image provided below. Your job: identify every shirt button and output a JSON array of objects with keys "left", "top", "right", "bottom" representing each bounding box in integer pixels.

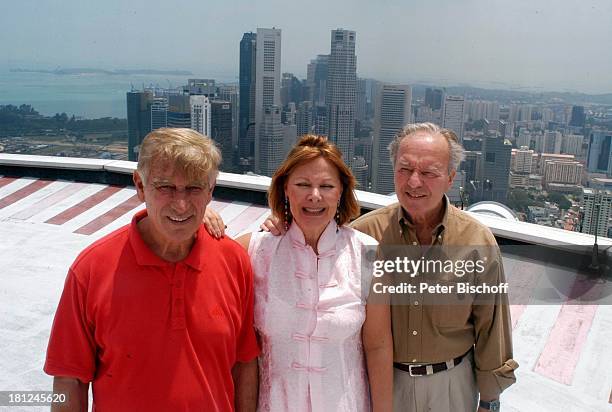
[
  {"left": 412, "top": 358, "right": 417, "bottom": 362},
  {"left": 412, "top": 330, "right": 418, "bottom": 336},
  {"left": 414, "top": 301, "right": 419, "bottom": 306},
  {"left": 412, "top": 241, "right": 418, "bottom": 246}
]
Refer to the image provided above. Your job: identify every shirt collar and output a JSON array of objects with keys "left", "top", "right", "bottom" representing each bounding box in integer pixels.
[
  {"left": 396, "top": 194, "right": 450, "bottom": 238},
  {"left": 129, "top": 209, "right": 206, "bottom": 270},
  {"left": 287, "top": 219, "right": 338, "bottom": 255}
]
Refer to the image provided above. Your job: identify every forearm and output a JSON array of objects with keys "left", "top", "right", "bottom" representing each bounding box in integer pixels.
[
  {"left": 232, "top": 359, "right": 258, "bottom": 412},
  {"left": 365, "top": 344, "right": 393, "bottom": 412},
  {"left": 51, "top": 377, "right": 88, "bottom": 412}
]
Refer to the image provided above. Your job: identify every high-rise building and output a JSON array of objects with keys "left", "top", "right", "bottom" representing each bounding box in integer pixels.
[
  {"left": 581, "top": 188, "right": 612, "bottom": 237},
  {"left": 326, "top": 28, "right": 357, "bottom": 168},
  {"left": 216, "top": 85, "right": 239, "bottom": 153},
  {"left": 442, "top": 95, "right": 465, "bottom": 142},
  {"left": 569, "top": 105, "right": 586, "bottom": 128},
  {"left": 586, "top": 130, "right": 612, "bottom": 175},
  {"left": 254, "top": 27, "right": 282, "bottom": 174},
  {"left": 239, "top": 32, "right": 257, "bottom": 161},
  {"left": 543, "top": 160, "right": 583, "bottom": 185},
  {"left": 371, "top": 84, "right": 412, "bottom": 194},
  {"left": 127, "top": 90, "right": 153, "bottom": 161},
  {"left": 425, "top": 88, "right": 443, "bottom": 110},
  {"left": 356, "top": 78, "right": 367, "bottom": 121},
  {"left": 479, "top": 136, "right": 512, "bottom": 203},
  {"left": 306, "top": 55, "right": 329, "bottom": 107},
  {"left": 280, "top": 73, "right": 303, "bottom": 107},
  {"left": 561, "top": 134, "right": 584, "bottom": 157},
  {"left": 296, "top": 101, "right": 313, "bottom": 137},
  {"left": 258, "top": 106, "right": 284, "bottom": 176},
  {"left": 512, "top": 147, "right": 534, "bottom": 173},
  {"left": 167, "top": 94, "right": 191, "bottom": 128},
  {"left": 185, "top": 79, "right": 216, "bottom": 96},
  {"left": 544, "top": 131, "right": 562, "bottom": 154},
  {"left": 211, "top": 100, "right": 233, "bottom": 171},
  {"left": 150, "top": 97, "right": 168, "bottom": 131},
  {"left": 190, "top": 95, "right": 211, "bottom": 136}
]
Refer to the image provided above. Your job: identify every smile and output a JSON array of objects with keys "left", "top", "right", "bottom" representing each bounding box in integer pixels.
[
  {"left": 406, "top": 193, "right": 426, "bottom": 198},
  {"left": 302, "top": 207, "right": 326, "bottom": 215},
  {"left": 167, "top": 216, "right": 191, "bottom": 223}
]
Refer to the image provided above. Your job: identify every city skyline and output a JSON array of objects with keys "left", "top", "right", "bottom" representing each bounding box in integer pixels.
[{"left": 2, "top": 0, "right": 612, "bottom": 95}]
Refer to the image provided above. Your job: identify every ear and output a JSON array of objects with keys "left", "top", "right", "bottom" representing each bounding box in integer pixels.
[
  {"left": 447, "top": 170, "right": 456, "bottom": 186},
  {"left": 133, "top": 171, "right": 146, "bottom": 202}
]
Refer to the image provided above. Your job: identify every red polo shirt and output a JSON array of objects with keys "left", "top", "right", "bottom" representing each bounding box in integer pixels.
[{"left": 45, "top": 210, "right": 259, "bottom": 411}]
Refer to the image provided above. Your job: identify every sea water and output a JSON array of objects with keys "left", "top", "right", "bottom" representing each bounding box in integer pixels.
[{"left": 0, "top": 70, "right": 235, "bottom": 119}]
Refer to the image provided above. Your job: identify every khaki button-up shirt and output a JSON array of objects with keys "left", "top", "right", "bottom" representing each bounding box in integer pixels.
[{"left": 351, "top": 197, "right": 518, "bottom": 399}]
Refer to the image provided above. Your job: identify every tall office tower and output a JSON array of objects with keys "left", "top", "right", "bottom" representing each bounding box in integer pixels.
[
  {"left": 544, "top": 131, "right": 562, "bottom": 154},
  {"left": 211, "top": 100, "right": 233, "bottom": 171},
  {"left": 581, "top": 188, "right": 612, "bottom": 237},
  {"left": 167, "top": 94, "right": 191, "bottom": 128},
  {"left": 586, "top": 130, "right": 612, "bottom": 175},
  {"left": 253, "top": 28, "right": 282, "bottom": 174},
  {"left": 513, "top": 147, "right": 534, "bottom": 173},
  {"left": 306, "top": 55, "right": 329, "bottom": 107},
  {"left": 239, "top": 32, "right": 257, "bottom": 161},
  {"left": 281, "top": 73, "right": 303, "bottom": 107},
  {"left": 371, "top": 84, "right": 412, "bottom": 194},
  {"left": 543, "top": 160, "right": 583, "bottom": 185},
  {"left": 570, "top": 105, "right": 586, "bottom": 128},
  {"left": 150, "top": 97, "right": 168, "bottom": 131},
  {"left": 259, "top": 106, "right": 284, "bottom": 176},
  {"left": 326, "top": 29, "right": 357, "bottom": 168},
  {"left": 425, "top": 88, "right": 443, "bottom": 110},
  {"left": 190, "top": 95, "right": 211, "bottom": 136},
  {"left": 461, "top": 151, "right": 483, "bottom": 203},
  {"left": 442, "top": 95, "right": 465, "bottom": 142},
  {"left": 313, "top": 106, "right": 328, "bottom": 136},
  {"left": 541, "top": 107, "right": 554, "bottom": 124},
  {"left": 127, "top": 90, "right": 153, "bottom": 161},
  {"left": 356, "top": 78, "right": 367, "bottom": 121},
  {"left": 296, "top": 101, "right": 313, "bottom": 137},
  {"left": 282, "top": 102, "right": 296, "bottom": 125},
  {"left": 479, "top": 136, "right": 512, "bottom": 203},
  {"left": 217, "top": 85, "right": 239, "bottom": 151},
  {"left": 186, "top": 79, "right": 216, "bottom": 96},
  {"left": 562, "top": 134, "right": 584, "bottom": 156},
  {"left": 353, "top": 156, "right": 369, "bottom": 189}
]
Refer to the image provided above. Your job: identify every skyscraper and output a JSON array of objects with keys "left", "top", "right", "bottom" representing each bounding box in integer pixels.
[
  {"left": 425, "top": 88, "right": 443, "bottom": 110},
  {"left": 306, "top": 55, "right": 329, "bottom": 107},
  {"left": 442, "top": 95, "right": 465, "bottom": 142},
  {"left": 150, "top": 97, "right": 168, "bottom": 131},
  {"left": 259, "top": 106, "right": 284, "bottom": 176},
  {"left": 190, "top": 95, "right": 211, "bottom": 136},
  {"left": 371, "top": 84, "right": 412, "bottom": 194},
  {"left": 479, "top": 136, "right": 512, "bottom": 203},
  {"left": 326, "top": 29, "right": 357, "bottom": 168},
  {"left": 211, "top": 100, "right": 233, "bottom": 171},
  {"left": 581, "top": 188, "right": 612, "bottom": 237},
  {"left": 126, "top": 90, "right": 153, "bottom": 161},
  {"left": 586, "top": 130, "right": 612, "bottom": 175},
  {"left": 253, "top": 27, "right": 282, "bottom": 175},
  {"left": 569, "top": 105, "right": 586, "bottom": 128},
  {"left": 239, "top": 32, "right": 257, "bottom": 162},
  {"left": 167, "top": 94, "right": 191, "bottom": 128}
]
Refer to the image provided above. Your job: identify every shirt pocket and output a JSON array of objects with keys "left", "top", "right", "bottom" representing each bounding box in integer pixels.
[{"left": 428, "top": 280, "right": 473, "bottom": 328}]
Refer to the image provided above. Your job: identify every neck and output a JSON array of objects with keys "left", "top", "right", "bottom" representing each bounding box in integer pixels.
[
  {"left": 408, "top": 199, "right": 446, "bottom": 231},
  {"left": 137, "top": 218, "right": 194, "bottom": 262},
  {"left": 297, "top": 221, "right": 330, "bottom": 255}
]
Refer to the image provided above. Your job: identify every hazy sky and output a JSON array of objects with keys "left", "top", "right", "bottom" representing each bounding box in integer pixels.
[{"left": 3, "top": 0, "right": 612, "bottom": 94}]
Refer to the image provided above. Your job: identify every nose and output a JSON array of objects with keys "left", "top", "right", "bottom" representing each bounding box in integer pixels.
[
  {"left": 171, "top": 191, "right": 190, "bottom": 211},
  {"left": 407, "top": 170, "right": 422, "bottom": 188},
  {"left": 308, "top": 187, "right": 322, "bottom": 201}
]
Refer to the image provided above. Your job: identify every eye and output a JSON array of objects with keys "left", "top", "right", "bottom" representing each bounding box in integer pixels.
[
  {"left": 295, "top": 182, "right": 310, "bottom": 187},
  {"left": 321, "top": 184, "right": 335, "bottom": 189},
  {"left": 156, "top": 185, "right": 175, "bottom": 194},
  {"left": 422, "top": 171, "right": 437, "bottom": 177},
  {"left": 186, "top": 186, "right": 204, "bottom": 195}
]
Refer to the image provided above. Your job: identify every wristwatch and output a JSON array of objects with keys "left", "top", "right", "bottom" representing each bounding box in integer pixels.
[{"left": 479, "top": 399, "right": 500, "bottom": 411}]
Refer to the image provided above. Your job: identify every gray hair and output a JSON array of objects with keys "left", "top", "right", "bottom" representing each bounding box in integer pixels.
[{"left": 388, "top": 122, "right": 465, "bottom": 173}]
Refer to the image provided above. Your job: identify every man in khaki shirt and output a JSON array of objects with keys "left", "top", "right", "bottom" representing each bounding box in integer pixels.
[{"left": 351, "top": 123, "right": 517, "bottom": 411}]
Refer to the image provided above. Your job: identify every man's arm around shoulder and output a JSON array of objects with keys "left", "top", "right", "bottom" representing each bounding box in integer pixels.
[{"left": 51, "top": 377, "right": 89, "bottom": 412}]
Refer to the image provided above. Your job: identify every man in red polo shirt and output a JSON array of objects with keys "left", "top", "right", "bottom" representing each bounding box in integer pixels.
[{"left": 45, "top": 128, "right": 259, "bottom": 411}]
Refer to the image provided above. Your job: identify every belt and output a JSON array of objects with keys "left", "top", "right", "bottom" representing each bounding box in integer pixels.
[{"left": 393, "top": 351, "right": 468, "bottom": 377}]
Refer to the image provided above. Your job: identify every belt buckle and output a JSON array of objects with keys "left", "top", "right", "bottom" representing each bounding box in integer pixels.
[{"left": 408, "top": 364, "right": 423, "bottom": 377}]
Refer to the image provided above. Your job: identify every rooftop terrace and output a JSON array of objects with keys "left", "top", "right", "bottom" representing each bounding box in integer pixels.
[{"left": 0, "top": 153, "right": 611, "bottom": 411}]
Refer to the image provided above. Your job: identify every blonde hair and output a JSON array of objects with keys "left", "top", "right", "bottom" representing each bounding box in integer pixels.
[
  {"left": 137, "top": 128, "right": 221, "bottom": 186},
  {"left": 269, "top": 135, "right": 360, "bottom": 226}
]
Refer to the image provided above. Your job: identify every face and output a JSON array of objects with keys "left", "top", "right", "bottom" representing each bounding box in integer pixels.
[
  {"left": 393, "top": 132, "right": 455, "bottom": 223},
  {"left": 134, "top": 162, "right": 213, "bottom": 249},
  {"left": 284, "top": 157, "right": 343, "bottom": 235}
]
